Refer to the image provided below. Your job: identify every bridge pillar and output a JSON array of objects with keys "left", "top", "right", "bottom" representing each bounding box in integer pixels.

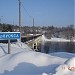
[
  {"left": 35, "top": 42, "right": 38, "bottom": 49},
  {"left": 32, "top": 42, "right": 38, "bottom": 51}
]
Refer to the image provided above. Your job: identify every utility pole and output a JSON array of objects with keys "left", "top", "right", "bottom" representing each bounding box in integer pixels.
[
  {"left": 18, "top": 0, "right": 21, "bottom": 42},
  {"left": 33, "top": 18, "right": 34, "bottom": 35},
  {"left": 33, "top": 18, "right": 35, "bottom": 40},
  {"left": 0, "top": 18, "right": 1, "bottom": 23},
  {"left": 32, "top": 18, "right": 35, "bottom": 50}
]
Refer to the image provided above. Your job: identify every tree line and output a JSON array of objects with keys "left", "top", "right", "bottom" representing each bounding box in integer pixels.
[{"left": 0, "top": 23, "right": 75, "bottom": 40}]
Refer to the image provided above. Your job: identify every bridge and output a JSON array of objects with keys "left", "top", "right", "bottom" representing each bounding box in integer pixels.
[
  {"left": 21, "top": 34, "right": 42, "bottom": 42},
  {"left": 21, "top": 34, "right": 42, "bottom": 51},
  {"left": 0, "top": 34, "right": 42, "bottom": 51}
]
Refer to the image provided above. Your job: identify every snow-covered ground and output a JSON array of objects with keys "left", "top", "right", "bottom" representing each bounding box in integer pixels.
[
  {"left": 0, "top": 42, "right": 75, "bottom": 75},
  {"left": 0, "top": 42, "right": 32, "bottom": 57},
  {"left": 42, "top": 35, "right": 75, "bottom": 42}
]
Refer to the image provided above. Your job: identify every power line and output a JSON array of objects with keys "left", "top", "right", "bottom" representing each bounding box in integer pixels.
[{"left": 21, "top": 3, "right": 33, "bottom": 19}]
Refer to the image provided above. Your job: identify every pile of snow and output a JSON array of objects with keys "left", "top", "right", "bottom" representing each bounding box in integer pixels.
[
  {"left": 42, "top": 35, "right": 75, "bottom": 42},
  {"left": 50, "top": 52, "right": 75, "bottom": 58},
  {"left": 0, "top": 51, "right": 75, "bottom": 75},
  {"left": 0, "top": 42, "right": 75, "bottom": 75},
  {"left": 0, "top": 42, "right": 32, "bottom": 57},
  {"left": 0, "top": 47, "right": 5, "bottom": 57},
  {"left": 50, "top": 38, "right": 70, "bottom": 42},
  {"left": 41, "top": 57, "right": 75, "bottom": 75},
  {"left": 65, "top": 57, "right": 75, "bottom": 68},
  {"left": 53, "top": 57, "right": 75, "bottom": 75},
  {"left": 0, "top": 51, "right": 67, "bottom": 75},
  {"left": 0, "top": 44, "right": 8, "bottom": 57}
]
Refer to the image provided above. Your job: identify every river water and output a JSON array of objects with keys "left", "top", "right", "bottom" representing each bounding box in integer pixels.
[{"left": 40, "top": 42, "right": 75, "bottom": 54}]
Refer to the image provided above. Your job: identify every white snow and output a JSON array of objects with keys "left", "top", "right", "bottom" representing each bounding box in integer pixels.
[
  {"left": 50, "top": 52, "right": 75, "bottom": 58},
  {"left": 0, "top": 42, "right": 75, "bottom": 75},
  {"left": 53, "top": 57, "right": 75, "bottom": 75},
  {"left": 0, "top": 51, "right": 67, "bottom": 75},
  {"left": 42, "top": 35, "right": 75, "bottom": 42},
  {"left": 65, "top": 57, "right": 75, "bottom": 69},
  {"left": 41, "top": 57, "right": 75, "bottom": 75},
  {"left": 0, "top": 42, "right": 32, "bottom": 57}
]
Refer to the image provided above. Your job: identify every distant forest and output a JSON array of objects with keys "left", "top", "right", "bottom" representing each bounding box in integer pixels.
[{"left": 0, "top": 23, "right": 75, "bottom": 40}]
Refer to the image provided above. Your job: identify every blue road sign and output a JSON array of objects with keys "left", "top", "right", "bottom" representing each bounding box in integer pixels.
[{"left": 0, "top": 32, "right": 20, "bottom": 39}]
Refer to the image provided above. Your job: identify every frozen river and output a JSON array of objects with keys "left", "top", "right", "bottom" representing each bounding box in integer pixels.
[{"left": 40, "top": 42, "right": 75, "bottom": 53}]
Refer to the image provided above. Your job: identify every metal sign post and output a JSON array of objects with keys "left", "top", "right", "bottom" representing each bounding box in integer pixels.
[
  {"left": 8, "top": 39, "right": 10, "bottom": 54},
  {"left": 0, "top": 32, "right": 20, "bottom": 54}
]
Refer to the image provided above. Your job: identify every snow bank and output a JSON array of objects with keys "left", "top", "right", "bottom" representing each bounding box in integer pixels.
[
  {"left": 0, "top": 51, "right": 67, "bottom": 75},
  {"left": 65, "top": 57, "right": 75, "bottom": 69},
  {"left": 42, "top": 35, "right": 75, "bottom": 42},
  {"left": 0, "top": 42, "right": 32, "bottom": 57},
  {"left": 53, "top": 57, "right": 75, "bottom": 75},
  {"left": 41, "top": 57, "right": 75, "bottom": 75},
  {"left": 0, "top": 42, "right": 75, "bottom": 75},
  {"left": 0, "top": 47, "right": 5, "bottom": 57},
  {"left": 50, "top": 52, "right": 75, "bottom": 58}
]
